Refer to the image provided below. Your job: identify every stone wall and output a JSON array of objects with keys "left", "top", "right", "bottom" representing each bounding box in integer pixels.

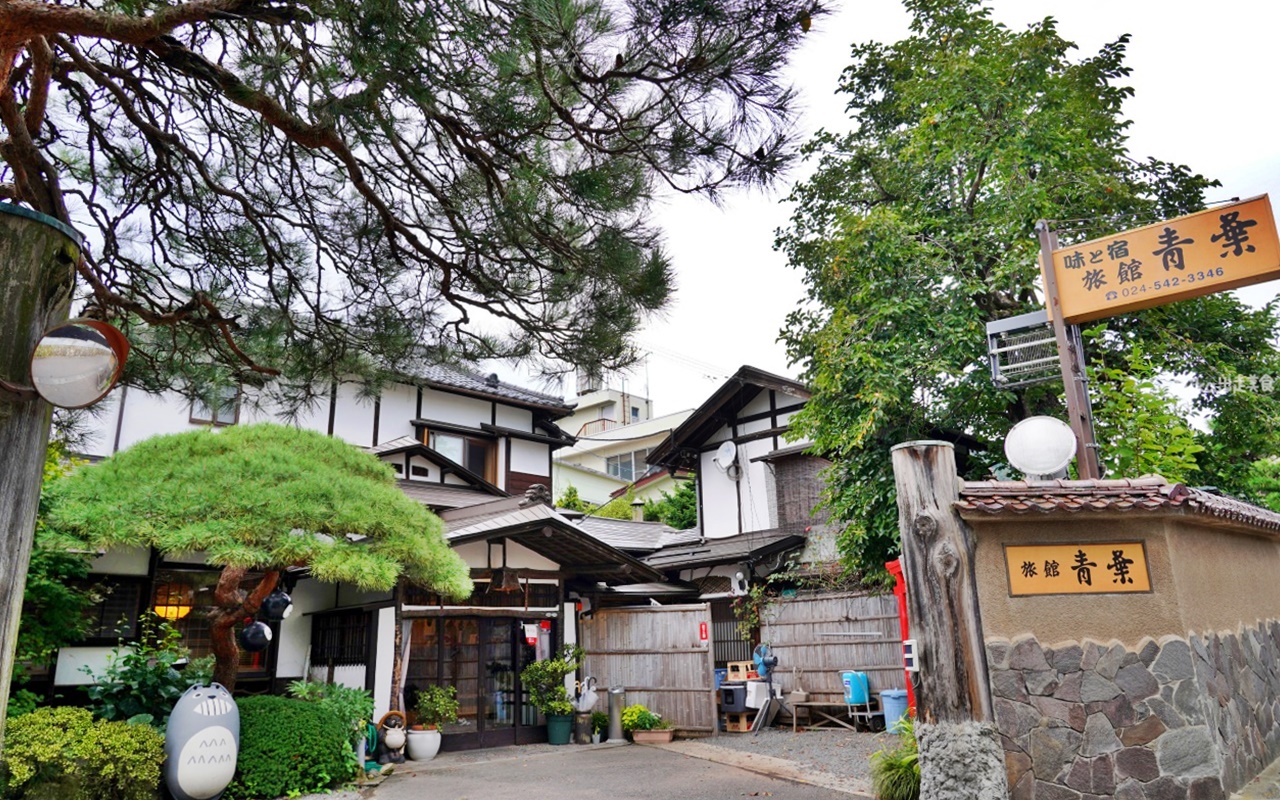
[{"left": 988, "top": 620, "right": 1280, "bottom": 799}]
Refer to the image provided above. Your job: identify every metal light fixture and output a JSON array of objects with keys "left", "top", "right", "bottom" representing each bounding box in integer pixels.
[
  {"left": 1004, "top": 416, "right": 1078, "bottom": 479},
  {"left": 153, "top": 582, "right": 194, "bottom": 621}
]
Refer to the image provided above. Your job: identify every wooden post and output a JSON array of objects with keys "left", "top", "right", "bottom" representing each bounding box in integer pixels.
[
  {"left": 1037, "top": 221, "right": 1102, "bottom": 479},
  {"left": 891, "top": 441, "right": 992, "bottom": 724},
  {"left": 0, "top": 206, "right": 80, "bottom": 745}
]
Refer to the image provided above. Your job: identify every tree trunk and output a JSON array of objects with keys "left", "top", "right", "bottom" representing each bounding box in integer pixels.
[
  {"left": 890, "top": 440, "right": 992, "bottom": 724},
  {"left": 390, "top": 583, "right": 405, "bottom": 712},
  {"left": 0, "top": 207, "right": 79, "bottom": 748},
  {"left": 208, "top": 565, "right": 279, "bottom": 692}
]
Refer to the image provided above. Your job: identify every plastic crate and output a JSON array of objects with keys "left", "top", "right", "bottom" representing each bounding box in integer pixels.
[
  {"left": 723, "top": 712, "right": 753, "bottom": 732},
  {"left": 726, "top": 662, "right": 756, "bottom": 681}
]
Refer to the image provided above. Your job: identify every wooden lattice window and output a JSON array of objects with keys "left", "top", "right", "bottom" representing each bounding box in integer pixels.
[{"left": 311, "top": 609, "right": 370, "bottom": 666}]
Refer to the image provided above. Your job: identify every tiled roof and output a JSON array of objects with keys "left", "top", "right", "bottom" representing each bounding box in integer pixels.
[
  {"left": 394, "top": 480, "right": 506, "bottom": 510},
  {"left": 404, "top": 363, "right": 572, "bottom": 413},
  {"left": 570, "top": 516, "right": 701, "bottom": 553},
  {"left": 643, "top": 529, "right": 806, "bottom": 570},
  {"left": 956, "top": 478, "right": 1280, "bottom": 533}
]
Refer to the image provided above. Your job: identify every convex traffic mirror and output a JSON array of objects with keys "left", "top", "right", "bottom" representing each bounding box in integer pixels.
[{"left": 29, "top": 319, "right": 128, "bottom": 408}]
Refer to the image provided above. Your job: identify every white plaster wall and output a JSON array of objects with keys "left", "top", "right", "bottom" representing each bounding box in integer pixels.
[
  {"left": 701, "top": 448, "right": 740, "bottom": 538},
  {"left": 331, "top": 382, "right": 376, "bottom": 446},
  {"left": 509, "top": 438, "right": 549, "bottom": 476},
  {"left": 742, "top": 391, "right": 773, "bottom": 418},
  {"left": 336, "top": 585, "right": 393, "bottom": 607},
  {"left": 320, "top": 665, "right": 365, "bottom": 691},
  {"left": 378, "top": 383, "right": 419, "bottom": 442},
  {"left": 504, "top": 540, "right": 559, "bottom": 571},
  {"left": 274, "top": 579, "right": 335, "bottom": 679},
  {"left": 420, "top": 387, "right": 491, "bottom": 427},
  {"left": 373, "top": 606, "right": 396, "bottom": 718},
  {"left": 88, "top": 546, "right": 149, "bottom": 576},
  {"left": 738, "top": 437, "right": 776, "bottom": 534},
  {"left": 452, "top": 541, "right": 489, "bottom": 568},
  {"left": 79, "top": 390, "right": 121, "bottom": 457},
  {"left": 495, "top": 405, "right": 533, "bottom": 431},
  {"left": 407, "top": 454, "right": 437, "bottom": 480},
  {"left": 54, "top": 646, "right": 115, "bottom": 685},
  {"left": 114, "top": 388, "right": 206, "bottom": 452}
]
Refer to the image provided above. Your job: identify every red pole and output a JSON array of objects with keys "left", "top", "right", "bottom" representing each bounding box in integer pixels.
[{"left": 885, "top": 559, "right": 916, "bottom": 712}]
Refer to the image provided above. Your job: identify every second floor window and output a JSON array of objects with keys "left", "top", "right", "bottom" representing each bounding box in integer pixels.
[
  {"left": 190, "top": 385, "right": 240, "bottom": 426},
  {"left": 606, "top": 449, "right": 649, "bottom": 482},
  {"left": 429, "top": 431, "right": 495, "bottom": 482}
]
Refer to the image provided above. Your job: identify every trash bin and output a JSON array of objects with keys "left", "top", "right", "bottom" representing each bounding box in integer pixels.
[
  {"left": 608, "top": 686, "right": 626, "bottom": 742},
  {"left": 714, "top": 668, "right": 728, "bottom": 689},
  {"left": 881, "top": 689, "right": 909, "bottom": 731}
]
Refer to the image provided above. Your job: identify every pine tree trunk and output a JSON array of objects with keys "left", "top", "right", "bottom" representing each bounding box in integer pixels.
[
  {"left": 0, "top": 207, "right": 79, "bottom": 749},
  {"left": 209, "top": 566, "right": 280, "bottom": 692}
]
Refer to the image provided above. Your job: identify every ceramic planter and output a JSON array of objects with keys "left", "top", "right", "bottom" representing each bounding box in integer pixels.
[
  {"left": 406, "top": 728, "right": 442, "bottom": 761},
  {"left": 631, "top": 728, "right": 675, "bottom": 744}
]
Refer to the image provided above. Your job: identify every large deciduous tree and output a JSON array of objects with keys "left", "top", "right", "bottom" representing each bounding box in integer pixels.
[
  {"left": 777, "top": 0, "right": 1280, "bottom": 581},
  {"left": 45, "top": 423, "right": 472, "bottom": 691},
  {"left": 0, "top": 0, "right": 822, "bottom": 738}
]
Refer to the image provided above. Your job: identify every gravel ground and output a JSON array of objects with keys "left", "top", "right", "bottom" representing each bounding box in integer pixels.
[{"left": 693, "top": 726, "right": 899, "bottom": 784}]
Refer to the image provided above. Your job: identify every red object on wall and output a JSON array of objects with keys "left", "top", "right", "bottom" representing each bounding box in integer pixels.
[
  {"left": 699, "top": 621, "right": 708, "bottom": 641},
  {"left": 885, "top": 558, "right": 916, "bottom": 713}
]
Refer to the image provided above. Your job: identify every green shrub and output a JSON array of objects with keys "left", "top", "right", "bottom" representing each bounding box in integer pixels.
[
  {"left": 519, "top": 645, "right": 583, "bottom": 717},
  {"left": 869, "top": 713, "right": 919, "bottom": 800},
  {"left": 620, "top": 703, "right": 668, "bottom": 733},
  {"left": 225, "top": 695, "right": 355, "bottom": 799},
  {"left": 590, "top": 711, "right": 609, "bottom": 735},
  {"left": 413, "top": 685, "right": 459, "bottom": 729},
  {"left": 1, "top": 706, "right": 164, "bottom": 800},
  {"left": 81, "top": 612, "right": 214, "bottom": 728},
  {"left": 286, "top": 680, "right": 374, "bottom": 747}
]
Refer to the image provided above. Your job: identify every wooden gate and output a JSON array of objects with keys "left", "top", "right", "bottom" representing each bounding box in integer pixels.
[
  {"left": 579, "top": 604, "right": 717, "bottom": 734},
  {"left": 760, "top": 591, "right": 905, "bottom": 703}
]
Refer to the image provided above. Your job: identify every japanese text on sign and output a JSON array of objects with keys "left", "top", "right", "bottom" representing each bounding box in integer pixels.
[
  {"left": 1004, "top": 542, "right": 1151, "bottom": 596},
  {"left": 1047, "top": 195, "right": 1280, "bottom": 324}
]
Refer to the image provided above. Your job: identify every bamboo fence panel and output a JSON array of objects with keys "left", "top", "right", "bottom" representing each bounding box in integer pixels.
[{"left": 760, "top": 591, "right": 905, "bottom": 702}]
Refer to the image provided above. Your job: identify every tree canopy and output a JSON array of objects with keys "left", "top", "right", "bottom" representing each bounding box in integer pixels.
[
  {"left": 777, "top": 0, "right": 1280, "bottom": 581},
  {"left": 0, "top": 0, "right": 823, "bottom": 400},
  {"left": 45, "top": 423, "right": 471, "bottom": 688}
]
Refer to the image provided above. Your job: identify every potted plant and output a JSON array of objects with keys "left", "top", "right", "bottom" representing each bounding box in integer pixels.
[
  {"left": 406, "top": 685, "right": 459, "bottom": 761},
  {"left": 590, "top": 710, "right": 609, "bottom": 744},
  {"left": 622, "top": 703, "right": 674, "bottom": 743},
  {"left": 519, "top": 644, "right": 583, "bottom": 745}
]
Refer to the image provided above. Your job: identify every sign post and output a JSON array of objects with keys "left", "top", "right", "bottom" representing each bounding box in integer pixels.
[{"left": 1037, "top": 222, "right": 1102, "bottom": 479}]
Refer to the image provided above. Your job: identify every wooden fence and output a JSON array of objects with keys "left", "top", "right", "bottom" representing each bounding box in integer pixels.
[
  {"left": 579, "top": 604, "right": 717, "bottom": 733},
  {"left": 760, "top": 590, "right": 905, "bottom": 702}
]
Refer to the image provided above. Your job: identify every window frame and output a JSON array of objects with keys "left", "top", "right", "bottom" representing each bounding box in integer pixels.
[{"left": 190, "top": 385, "right": 241, "bottom": 426}]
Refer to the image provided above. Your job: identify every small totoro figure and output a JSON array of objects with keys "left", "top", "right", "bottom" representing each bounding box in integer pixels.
[{"left": 166, "top": 682, "right": 239, "bottom": 800}]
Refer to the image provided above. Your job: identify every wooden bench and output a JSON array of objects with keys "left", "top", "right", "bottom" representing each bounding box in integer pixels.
[{"left": 788, "top": 700, "right": 884, "bottom": 733}]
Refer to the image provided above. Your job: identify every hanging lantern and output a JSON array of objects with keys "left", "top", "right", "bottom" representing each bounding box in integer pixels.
[
  {"left": 261, "top": 588, "right": 293, "bottom": 621},
  {"left": 153, "top": 582, "right": 194, "bottom": 621},
  {"left": 238, "top": 620, "right": 272, "bottom": 652}
]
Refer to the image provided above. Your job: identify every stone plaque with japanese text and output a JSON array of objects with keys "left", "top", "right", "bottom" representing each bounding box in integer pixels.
[
  {"left": 1004, "top": 542, "right": 1151, "bottom": 596},
  {"left": 1047, "top": 195, "right": 1280, "bottom": 323}
]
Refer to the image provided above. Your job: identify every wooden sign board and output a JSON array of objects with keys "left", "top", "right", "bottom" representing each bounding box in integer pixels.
[
  {"left": 1047, "top": 195, "right": 1280, "bottom": 323},
  {"left": 1004, "top": 542, "right": 1151, "bottom": 596}
]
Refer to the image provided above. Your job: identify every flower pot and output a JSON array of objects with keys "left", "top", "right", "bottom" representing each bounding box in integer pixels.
[
  {"left": 591, "top": 731, "right": 602, "bottom": 744},
  {"left": 546, "top": 713, "right": 574, "bottom": 745},
  {"left": 573, "top": 711, "right": 593, "bottom": 744},
  {"left": 406, "top": 728, "right": 442, "bottom": 761},
  {"left": 632, "top": 728, "right": 675, "bottom": 744}
]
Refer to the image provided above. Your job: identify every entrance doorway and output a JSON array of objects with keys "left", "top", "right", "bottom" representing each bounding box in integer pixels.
[{"left": 406, "top": 617, "right": 551, "bottom": 750}]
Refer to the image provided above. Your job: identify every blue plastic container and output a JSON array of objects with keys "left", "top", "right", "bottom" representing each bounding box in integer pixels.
[
  {"left": 714, "top": 668, "right": 728, "bottom": 690},
  {"left": 881, "top": 689, "right": 909, "bottom": 731},
  {"left": 841, "top": 671, "right": 870, "bottom": 705}
]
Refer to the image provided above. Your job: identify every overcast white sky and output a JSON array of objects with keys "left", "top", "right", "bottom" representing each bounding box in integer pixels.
[{"left": 505, "top": 1, "right": 1280, "bottom": 415}]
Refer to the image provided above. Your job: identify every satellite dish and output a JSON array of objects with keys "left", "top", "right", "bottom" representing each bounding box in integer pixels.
[
  {"left": 1005, "top": 416, "right": 1077, "bottom": 479},
  {"left": 713, "top": 440, "right": 737, "bottom": 470}
]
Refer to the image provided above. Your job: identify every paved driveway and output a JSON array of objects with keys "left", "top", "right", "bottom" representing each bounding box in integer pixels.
[{"left": 369, "top": 741, "right": 862, "bottom": 800}]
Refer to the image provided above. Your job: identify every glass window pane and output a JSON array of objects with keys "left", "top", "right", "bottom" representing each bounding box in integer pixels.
[{"left": 431, "top": 433, "right": 464, "bottom": 463}]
